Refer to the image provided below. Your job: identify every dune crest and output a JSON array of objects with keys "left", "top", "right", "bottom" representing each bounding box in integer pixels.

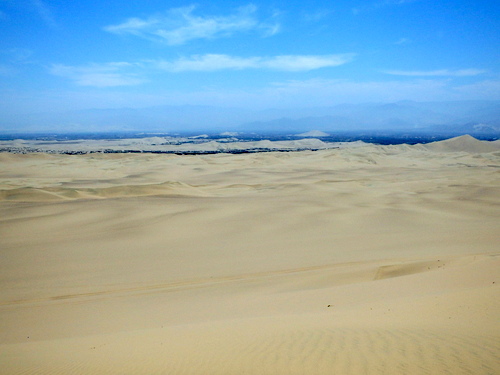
[{"left": 423, "top": 134, "right": 500, "bottom": 153}]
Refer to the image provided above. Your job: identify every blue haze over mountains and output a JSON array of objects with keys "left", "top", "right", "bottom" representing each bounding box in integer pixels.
[{"left": 6, "top": 100, "right": 500, "bottom": 135}]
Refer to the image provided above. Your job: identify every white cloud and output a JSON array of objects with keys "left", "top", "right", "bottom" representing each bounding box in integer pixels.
[
  {"left": 50, "top": 63, "right": 146, "bottom": 87},
  {"left": 154, "top": 54, "right": 354, "bottom": 72},
  {"left": 384, "top": 69, "right": 487, "bottom": 77},
  {"left": 154, "top": 54, "right": 260, "bottom": 72},
  {"left": 104, "top": 4, "right": 279, "bottom": 45},
  {"left": 49, "top": 53, "right": 353, "bottom": 90},
  {"left": 263, "top": 54, "right": 353, "bottom": 71},
  {"left": 49, "top": 54, "right": 353, "bottom": 87}
]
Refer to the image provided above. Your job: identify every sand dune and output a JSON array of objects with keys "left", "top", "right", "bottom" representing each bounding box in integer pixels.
[
  {"left": 423, "top": 134, "right": 500, "bottom": 153},
  {"left": 0, "top": 137, "right": 499, "bottom": 374}
]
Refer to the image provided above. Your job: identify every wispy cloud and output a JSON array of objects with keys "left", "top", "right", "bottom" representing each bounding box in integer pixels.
[
  {"left": 50, "top": 53, "right": 354, "bottom": 87},
  {"left": 104, "top": 4, "right": 279, "bottom": 45},
  {"left": 265, "top": 78, "right": 451, "bottom": 105},
  {"left": 303, "top": 9, "right": 333, "bottom": 23},
  {"left": 380, "top": 0, "right": 417, "bottom": 5},
  {"left": 384, "top": 69, "right": 487, "bottom": 77},
  {"left": 31, "top": 0, "right": 56, "bottom": 27},
  {"left": 394, "top": 37, "right": 410, "bottom": 45},
  {"left": 0, "top": 0, "right": 56, "bottom": 26},
  {"left": 262, "top": 76, "right": 500, "bottom": 106},
  {"left": 50, "top": 62, "right": 146, "bottom": 87},
  {"left": 154, "top": 54, "right": 354, "bottom": 72},
  {"left": 2, "top": 48, "right": 34, "bottom": 63},
  {"left": 353, "top": 0, "right": 417, "bottom": 14},
  {"left": 263, "top": 54, "right": 353, "bottom": 71},
  {"left": 452, "top": 79, "right": 500, "bottom": 99},
  {"left": 0, "top": 64, "right": 14, "bottom": 76},
  {"left": 154, "top": 54, "right": 258, "bottom": 72},
  {"left": 0, "top": 48, "right": 34, "bottom": 75}
]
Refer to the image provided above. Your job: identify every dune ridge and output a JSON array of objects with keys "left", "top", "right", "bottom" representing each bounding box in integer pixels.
[
  {"left": 423, "top": 134, "right": 500, "bottom": 153},
  {"left": 0, "top": 181, "right": 210, "bottom": 201},
  {"left": 0, "top": 137, "right": 499, "bottom": 374}
]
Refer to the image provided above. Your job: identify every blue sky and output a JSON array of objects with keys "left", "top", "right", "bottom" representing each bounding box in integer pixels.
[{"left": 0, "top": 0, "right": 499, "bottom": 130}]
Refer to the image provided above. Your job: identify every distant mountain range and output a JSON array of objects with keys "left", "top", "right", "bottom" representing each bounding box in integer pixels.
[
  {"left": 240, "top": 101, "right": 500, "bottom": 134},
  {"left": 3, "top": 100, "right": 499, "bottom": 135}
]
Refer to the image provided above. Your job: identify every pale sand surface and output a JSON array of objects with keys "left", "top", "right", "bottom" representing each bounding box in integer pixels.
[{"left": 0, "top": 136, "right": 499, "bottom": 374}]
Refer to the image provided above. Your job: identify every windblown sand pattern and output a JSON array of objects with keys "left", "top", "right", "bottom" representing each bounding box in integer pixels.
[{"left": 0, "top": 136, "right": 499, "bottom": 374}]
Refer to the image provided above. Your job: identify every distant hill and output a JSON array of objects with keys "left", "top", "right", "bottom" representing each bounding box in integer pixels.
[
  {"left": 296, "top": 130, "right": 330, "bottom": 137},
  {"left": 424, "top": 134, "right": 500, "bottom": 153}
]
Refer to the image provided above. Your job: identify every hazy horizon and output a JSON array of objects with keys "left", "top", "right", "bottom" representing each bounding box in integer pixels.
[{"left": 1, "top": 99, "right": 498, "bottom": 135}]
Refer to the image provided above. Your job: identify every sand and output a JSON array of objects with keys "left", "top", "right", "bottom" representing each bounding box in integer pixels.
[{"left": 0, "top": 135, "right": 499, "bottom": 374}]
